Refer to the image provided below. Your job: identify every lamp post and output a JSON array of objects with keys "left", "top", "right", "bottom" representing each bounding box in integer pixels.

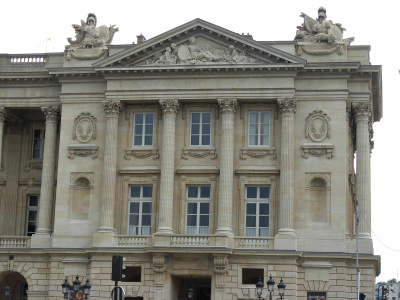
[
  {"left": 61, "top": 275, "right": 91, "bottom": 300},
  {"left": 187, "top": 275, "right": 194, "bottom": 299},
  {"left": 255, "top": 275, "right": 286, "bottom": 300},
  {"left": 4, "top": 284, "right": 10, "bottom": 300},
  {"left": 377, "top": 283, "right": 392, "bottom": 300}
]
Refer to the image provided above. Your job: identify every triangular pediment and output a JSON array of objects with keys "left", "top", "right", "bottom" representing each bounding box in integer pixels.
[{"left": 94, "top": 19, "right": 305, "bottom": 68}]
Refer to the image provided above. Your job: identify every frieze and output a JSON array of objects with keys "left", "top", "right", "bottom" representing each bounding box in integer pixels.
[
  {"left": 240, "top": 147, "right": 277, "bottom": 160},
  {"left": 68, "top": 144, "right": 99, "bottom": 159},
  {"left": 181, "top": 148, "right": 217, "bottom": 160},
  {"left": 124, "top": 148, "right": 159, "bottom": 160},
  {"left": 141, "top": 37, "right": 259, "bottom": 65},
  {"left": 305, "top": 110, "right": 331, "bottom": 142},
  {"left": 72, "top": 112, "right": 97, "bottom": 143}
]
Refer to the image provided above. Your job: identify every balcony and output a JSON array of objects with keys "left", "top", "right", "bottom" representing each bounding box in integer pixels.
[
  {"left": 0, "top": 236, "right": 31, "bottom": 248},
  {"left": 233, "top": 236, "right": 274, "bottom": 250}
]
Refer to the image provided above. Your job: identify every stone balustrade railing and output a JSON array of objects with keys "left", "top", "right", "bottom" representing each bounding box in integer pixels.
[
  {"left": 117, "top": 235, "right": 151, "bottom": 247},
  {"left": 10, "top": 55, "right": 46, "bottom": 67},
  {"left": 0, "top": 236, "right": 31, "bottom": 248},
  {"left": 170, "top": 235, "right": 212, "bottom": 247},
  {"left": 233, "top": 237, "right": 274, "bottom": 249}
]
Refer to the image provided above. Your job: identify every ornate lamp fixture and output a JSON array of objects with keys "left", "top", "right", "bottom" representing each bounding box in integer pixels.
[
  {"left": 255, "top": 275, "right": 286, "bottom": 300},
  {"left": 187, "top": 275, "right": 194, "bottom": 299},
  {"left": 61, "top": 275, "right": 91, "bottom": 300},
  {"left": 4, "top": 284, "right": 10, "bottom": 300}
]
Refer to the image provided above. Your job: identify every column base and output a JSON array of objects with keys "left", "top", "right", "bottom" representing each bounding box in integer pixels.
[
  {"left": 274, "top": 228, "right": 297, "bottom": 250},
  {"left": 30, "top": 232, "right": 52, "bottom": 248},
  {"left": 155, "top": 227, "right": 174, "bottom": 234},
  {"left": 92, "top": 229, "right": 116, "bottom": 247},
  {"left": 153, "top": 231, "right": 174, "bottom": 247},
  {"left": 216, "top": 227, "right": 234, "bottom": 236}
]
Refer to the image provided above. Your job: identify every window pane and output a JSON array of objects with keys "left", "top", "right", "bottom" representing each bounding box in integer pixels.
[
  {"left": 145, "top": 113, "right": 153, "bottom": 123},
  {"left": 134, "top": 136, "right": 142, "bottom": 146},
  {"left": 199, "top": 227, "right": 209, "bottom": 234},
  {"left": 249, "top": 124, "right": 257, "bottom": 135},
  {"left": 200, "top": 186, "right": 210, "bottom": 198},
  {"left": 202, "top": 113, "right": 211, "bottom": 123},
  {"left": 260, "top": 134, "right": 269, "bottom": 146},
  {"left": 259, "top": 216, "right": 269, "bottom": 227},
  {"left": 129, "top": 214, "right": 139, "bottom": 226},
  {"left": 259, "top": 228, "right": 269, "bottom": 237},
  {"left": 249, "top": 113, "right": 257, "bottom": 124},
  {"left": 260, "top": 187, "right": 270, "bottom": 199},
  {"left": 142, "top": 186, "right": 152, "bottom": 198},
  {"left": 27, "top": 224, "right": 36, "bottom": 234},
  {"left": 192, "top": 113, "right": 200, "bottom": 123},
  {"left": 187, "top": 215, "right": 197, "bottom": 226},
  {"left": 200, "top": 203, "right": 210, "bottom": 214},
  {"left": 259, "top": 203, "right": 269, "bottom": 215},
  {"left": 191, "top": 124, "right": 200, "bottom": 134},
  {"left": 135, "top": 124, "right": 143, "bottom": 134},
  {"left": 29, "top": 196, "right": 39, "bottom": 207},
  {"left": 142, "top": 202, "right": 152, "bottom": 213},
  {"left": 144, "top": 135, "right": 153, "bottom": 145},
  {"left": 202, "top": 124, "right": 211, "bottom": 134},
  {"left": 187, "top": 203, "right": 197, "bottom": 214},
  {"left": 188, "top": 187, "right": 198, "bottom": 198},
  {"left": 142, "top": 215, "right": 151, "bottom": 226},
  {"left": 247, "top": 187, "right": 257, "bottom": 198},
  {"left": 191, "top": 135, "right": 199, "bottom": 145},
  {"left": 141, "top": 227, "right": 151, "bottom": 235},
  {"left": 186, "top": 227, "right": 196, "bottom": 234},
  {"left": 145, "top": 124, "right": 153, "bottom": 134},
  {"left": 130, "top": 202, "right": 139, "bottom": 213},
  {"left": 130, "top": 186, "right": 140, "bottom": 198},
  {"left": 249, "top": 135, "right": 257, "bottom": 146},
  {"left": 246, "top": 216, "right": 256, "bottom": 227},
  {"left": 135, "top": 114, "right": 143, "bottom": 124},
  {"left": 28, "top": 211, "right": 37, "bottom": 221},
  {"left": 246, "top": 228, "right": 256, "bottom": 237},
  {"left": 33, "top": 149, "right": 41, "bottom": 159},
  {"left": 202, "top": 135, "right": 210, "bottom": 146},
  {"left": 199, "top": 215, "right": 209, "bottom": 226},
  {"left": 246, "top": 203, "right": 256, "bottom": 215},
  {"left": 129, "top": 226, "right": 139, "bottom": 235}
]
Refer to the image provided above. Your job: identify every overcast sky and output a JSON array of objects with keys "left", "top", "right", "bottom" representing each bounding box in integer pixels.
[{"left": 2, "top": 0, "right": 399, "bottom": 283}]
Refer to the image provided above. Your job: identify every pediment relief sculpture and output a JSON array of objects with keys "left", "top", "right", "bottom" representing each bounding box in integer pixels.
[
  {"left": 294, "top": 7, "right": 354, "bottom": 56},
  {"left": 65, "top": 13, "right": 118, "bottom": 60},
  {"left": 141, "top": 37, "right": 259, "bottom": 65}
]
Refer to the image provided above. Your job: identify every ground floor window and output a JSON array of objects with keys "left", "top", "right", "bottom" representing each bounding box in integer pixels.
[{"left": 307, "top": 292, "right": 326, "bottom": 300}]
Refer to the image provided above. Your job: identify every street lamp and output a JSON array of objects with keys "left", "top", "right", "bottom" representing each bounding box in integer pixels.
[
  {"left": 255, "top": 275, "right": 286, "bottom": 300},
  {"left": 4, "top": 284, "right": 10, "bottom": 300},
  {"left": 377, "top": 283, "right": 393, "bottom": 300},
  {"left": 188, "top": 276, "right": 194, "bottom": 299},
  {"left": 61, "top": 275, "right": 91, "bottom": 300}
]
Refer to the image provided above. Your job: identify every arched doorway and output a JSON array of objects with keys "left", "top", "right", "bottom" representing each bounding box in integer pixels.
[{"left": 0, "top": 271, "right": 28, "bottom": 300}]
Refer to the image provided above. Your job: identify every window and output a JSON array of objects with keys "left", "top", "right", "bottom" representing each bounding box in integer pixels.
[
  {"left": 32, "top": 128, "right": 45, "bottom": 159},
  {"left": 26, "top": 195, "right": 40, "bottom": 236},
  {"left": 242, "top": 269, "right": 263, "bottom": 284},
  {"left": 245, "top": 186, "right": 270, "bottom": 237},
  {"left": 307, "top": 292, "right": 326, "bottom": 300},
  {"left": 190, "top": 112, "right": 211, "bottom": 146},
  {"left": 128, "top": 186, "right": 152, "bottom": 235},
  {"left": 248, "top": 111, "right": 270, "bottom": 146},
  {"left": 186, "top": 186, "right": 210, "bottom": 234},
  {"left": 122, "top": 266, "right": 141, "bottom": 282},
  {"left": 133, "top": 113, "right": 154, "bottom": 146}
]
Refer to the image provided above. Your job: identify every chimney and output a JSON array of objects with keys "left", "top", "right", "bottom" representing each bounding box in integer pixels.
[{"left": 137, "top": 34, "right": 146, "bottom": 44}]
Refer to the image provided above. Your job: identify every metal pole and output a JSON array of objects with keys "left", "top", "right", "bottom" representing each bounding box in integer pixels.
[{"left": 356, "top": 200, "right": 360, "bottom": 300}]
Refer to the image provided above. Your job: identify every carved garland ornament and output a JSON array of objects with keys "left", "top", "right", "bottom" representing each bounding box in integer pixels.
[
  {"left": 72, "top": 112, "right": 97, "bottom": 143},
  {"left": 305, "top": 110, "right": 331, "bottom": 142}
]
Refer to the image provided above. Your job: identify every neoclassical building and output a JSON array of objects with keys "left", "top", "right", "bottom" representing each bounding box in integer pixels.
[{"left": 0, "top": 9, "right": 382, "bottom": 300}]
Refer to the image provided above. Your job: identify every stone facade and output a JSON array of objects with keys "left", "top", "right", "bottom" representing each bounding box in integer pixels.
[{"left": 0, "top": 11, "right": 382, "bottom": 300}]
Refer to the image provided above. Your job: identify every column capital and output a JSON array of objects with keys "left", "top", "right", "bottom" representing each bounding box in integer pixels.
[
  {"left": 0, "top": 106, "right": 7, "bottom": 123},
  {"left": 278, "top": 97, "right": 297, "bottom": 115},
  {"left": 353, "top": 103, "right": 372, "bottom": 120},
  {"left": 217, "top": 98, "right": 237, "bottom": 115},
  {"left": 159, "top": 99, "right": 179, "bottom": 115},
  {"left": 41, "top": 105, "right": 61, "bottom": 121},
  {"left": 102, "top": 100, "right": 124, "bottom": 116}
]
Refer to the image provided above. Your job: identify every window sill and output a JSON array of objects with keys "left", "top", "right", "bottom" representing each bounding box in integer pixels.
[
  {"left": 125, "top": 147, "right": 159, "bottom": 160},
  {"left": 68, "top": 144, "right": 98, "bottom": 159},
  {"left": 181, "top": 147, "right": 217, "bottom": 160},
  {"left": 240, "top": 147, "right": 276, "bottom": 160},
  {"left": 301, "top": 143, "right": 334, "bottom": 159}
]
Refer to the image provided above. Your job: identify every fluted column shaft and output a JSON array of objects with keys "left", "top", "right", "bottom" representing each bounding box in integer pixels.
[
  {"left": 0, "top": 106, "right": 6, "bottom": 171},
  {"left": 156, "top": 99, "right": 179, "bottom": 234},
  {"left": 98, "top": 100, "right": 124, "bottom": 232},
  {"left": 277, "top": 98, "right": 297, "bottom": 235},
  {"left": 355, "top": 103, "right": 372, "bottom": 238},
  {"left": 216, "top": 99, "right": 236, "bottom": 235},
  {"left": 36, "top": 105, "right": 60, "bottom": 234}
]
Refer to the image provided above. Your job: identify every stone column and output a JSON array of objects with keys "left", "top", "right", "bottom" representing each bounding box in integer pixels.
[
  {"left": 354, "top": 103, "right": 372, "bottom": 238},
  {"left": 216, "top": 98, "right": 236, "bottom": 235},
  {"left": 32, "top": 105, "right": 60, "bottom": 246},
  {"left": 0, "top": 106, "right": 6, "bottom": 171},
  {"left": 275, "top": 98, "right": 297, "bottom": 249},
  {"left": 96, "top": 100, "right": 124, "bottom": 235},
  {"left": 156, "top": 99, "right": 179, "bottom": 234}
]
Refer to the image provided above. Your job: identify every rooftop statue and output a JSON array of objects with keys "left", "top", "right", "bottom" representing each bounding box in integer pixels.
[
  {"left": 65, "top": 13, "right": 118, "bottom": 60},
  {"left": 294, "top": 7, "right": 354, "bottom": 56}
]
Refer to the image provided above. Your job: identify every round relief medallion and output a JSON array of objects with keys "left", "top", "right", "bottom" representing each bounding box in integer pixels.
[{"left": 72, "top": 112, "right": 97, "bottom": 143}]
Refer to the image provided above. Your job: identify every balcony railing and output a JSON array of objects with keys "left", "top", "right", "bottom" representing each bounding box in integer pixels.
[
  {"left": 170, "top": 235, "right": 212, "bottom": 247},
  {"left": 9, "top": 55, "right": 46, "bottom": 68},
  {"left": 0, "top": 236, "right": 31, "bottom": 248},
  {"left": 234, "top": 237, "right": 274, "bottom": 250},
  {"left": 117, "top": 235, "right": 151, "bottom": 247}
]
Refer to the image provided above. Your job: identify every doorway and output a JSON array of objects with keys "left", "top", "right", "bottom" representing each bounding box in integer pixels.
[{"left": 176, "top": 276, "right": 211, "bottom": 300}]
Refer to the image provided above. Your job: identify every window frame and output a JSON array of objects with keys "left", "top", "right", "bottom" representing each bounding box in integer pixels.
[
  {"left": 127, "top": 185, "right": 153, "bottom": 235},
  {"left": 185, "top": 185, "right": 211, "bottom": 234},
  {"left": 32, "top": 128, "right": 45, "bottom": 160},
  {"left": 26, "top": 195, "right": 40, "bottom": 236},
  {"left": 245, "top": 186, "right": 271, "bottom": 237},
  {"left": 132, "top": 112, "right": 155, "bottom": 147},
  {"left": 189, "top": 111, "right": 212, "bottom": 147},
  {"left": 248, "top": 111, "right": 271, "bottom": 147}
]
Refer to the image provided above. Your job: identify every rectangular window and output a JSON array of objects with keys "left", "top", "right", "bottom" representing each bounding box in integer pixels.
[
  {"left": 32, "top": 128, "right": 45, "bottom": 159},
  {"left": 242, "top": 268, "right": 263, "bottom": 285},
  {"left": 133, "top": 113, "right": 154, "bottom": 146},
  {"left": 186, "top": 186, "right": 210, "bottom": 234},
  {"left": 248, "top": 111, "right": 270, "bottom": 146},
  {"left": 128, "top": 185, "right": 152, "bottom": 235},
  {"left": 190, "top": 112, "right": 211, "bottom": 146},
  {"left": 26, "top": 195, "right": 40, "bottom": 236},
  {"left": 307, "top": 292, "right": 326, "bottom": 300},
  {"left": 245, "top": 186, "right": 270, "bottom": 237}
]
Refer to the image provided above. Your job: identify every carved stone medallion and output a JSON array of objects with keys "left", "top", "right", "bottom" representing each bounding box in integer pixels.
[
  {"left": 305, "top": 110, "right": 331, "bottom": 142},
  {"left": 72, "top": 112, "right": 97, "bottom": 143}
]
